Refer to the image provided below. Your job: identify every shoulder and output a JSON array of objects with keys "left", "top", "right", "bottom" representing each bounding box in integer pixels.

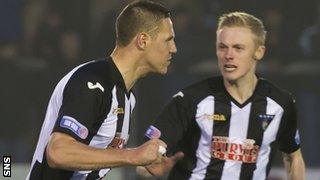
[
  {"left": 259, "top": 78, "right": 295, "bottom": 109},
  {"left": 173, "top": 76, "right": 223, "bottom": 104},
  {"left": 72, "top": 59, "right": 112, "bottom": 82},
  {"left": 64, "top": 59, "right": 115, "bottom": 96},
  {"left": 73, "top": 59, "right": 115, "bottom": 84}
]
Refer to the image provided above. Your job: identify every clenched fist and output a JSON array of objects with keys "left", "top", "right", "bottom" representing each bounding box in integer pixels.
[{"left": 130, "top": 139, "right": 167, "bottom": 166}]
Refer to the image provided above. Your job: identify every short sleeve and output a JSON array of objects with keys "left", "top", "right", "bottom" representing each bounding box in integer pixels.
[
  {"left": 150, "top": 92, "right": 194, "bottom": 151},
  {"left": 278, "top": 97, "right": 301, "bottom": 154},
  {"left": 53, "top": 74, "right": 108, "bottom": 142}
]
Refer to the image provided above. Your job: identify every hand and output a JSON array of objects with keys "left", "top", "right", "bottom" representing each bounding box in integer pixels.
[
  {"left": 137, "top": 151, "right": 184, "bottom": 177},
  {"left": 131, "top": 139, "right": 167, "bottom": 166}
]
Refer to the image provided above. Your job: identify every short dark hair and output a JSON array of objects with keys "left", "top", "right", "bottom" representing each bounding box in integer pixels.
[{"left": 115, "top": 0, "right": 170, "bottom": 47}]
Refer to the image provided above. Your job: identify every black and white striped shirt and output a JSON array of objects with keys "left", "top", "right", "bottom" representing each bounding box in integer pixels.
[
  {"left": 27, "top": 57, "right": 136, "bottom": 180},
  {"left": 151, "top": 76, "right": 300, "bottom": 180}
]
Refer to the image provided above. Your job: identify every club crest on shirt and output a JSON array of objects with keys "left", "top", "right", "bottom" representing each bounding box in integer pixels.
[
  {"left": 60, "top": 116, "right": 89, "bottom": 139},
  {"left": 258, "top": 114, "right": 275, "bottom": 130}
]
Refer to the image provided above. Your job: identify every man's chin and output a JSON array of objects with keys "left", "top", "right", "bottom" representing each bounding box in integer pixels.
[
  {"left": 159, "top": 70, "right": 168, "bottom": 75},
  {"left": 158, "top": 67, "right": 168, "bottom": 75},
  {"left": 222, "top": 74, "right": 238, "bottom": 83}
]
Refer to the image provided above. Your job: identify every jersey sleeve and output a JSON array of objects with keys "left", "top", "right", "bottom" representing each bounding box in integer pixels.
[
  {"left": 278, "top": 96, "right": 301, "bottom": 154},
  {"left": 150, "top": 92, "right": 194, "bottom": 153},
  {"left": 53, "top": 74, "right": 109, "bottom": 143}
]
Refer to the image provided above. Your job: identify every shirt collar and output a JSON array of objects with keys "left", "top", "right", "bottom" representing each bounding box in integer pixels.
[{"left": 107, "top": 56, "right": 127, "bottom": 91}]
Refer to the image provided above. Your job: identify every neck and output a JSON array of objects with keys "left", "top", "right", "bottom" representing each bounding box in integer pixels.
[
  {"left": 224, "top": 74, "right": 258, "bottom": 104},
  {"left": 110, "top": 46, "right": 149, "bottom": 91}
]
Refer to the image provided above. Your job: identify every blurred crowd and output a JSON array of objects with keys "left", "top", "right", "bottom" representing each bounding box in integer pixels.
[
  {"left": 1, "top": 0, "right": 320, "bottom": 165},
  {"left": 1, "top": 0, "right": 320, "bottom": 66}
]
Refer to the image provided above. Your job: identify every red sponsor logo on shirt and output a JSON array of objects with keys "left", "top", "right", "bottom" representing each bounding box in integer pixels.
[{"left": 211, "top": 136, "right": 260, "bottom": 163}]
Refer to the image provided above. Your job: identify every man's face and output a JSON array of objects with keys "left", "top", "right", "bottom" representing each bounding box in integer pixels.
[
  {"left": 145, "top": 18, "right": 177, "bottom": 75},
  {"left": 216, "top": 26, "right": 264, "bottom": 82}
]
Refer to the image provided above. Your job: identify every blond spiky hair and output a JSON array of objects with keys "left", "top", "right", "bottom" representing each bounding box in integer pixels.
[{"left": 217, "top": 12, "right": 267, "bottom": 46}]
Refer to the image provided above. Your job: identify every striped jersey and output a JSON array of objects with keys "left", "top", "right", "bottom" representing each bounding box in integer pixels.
[
  {"left": 27, "top": 57, "right": 136, "bottom": 180},
  {"left": 151, "top": 76, "right": 300, "bottom": 180}
]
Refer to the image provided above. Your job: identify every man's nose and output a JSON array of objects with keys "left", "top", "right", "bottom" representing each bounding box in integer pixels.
[
  {"left": 225, "top": 48, "right": 234, "bottom": 60},
  {"left": 171, "top": 42, "right": 177, "bottom": 54}
]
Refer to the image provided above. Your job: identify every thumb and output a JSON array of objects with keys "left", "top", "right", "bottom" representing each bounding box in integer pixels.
[{"left": 170, "top": 151, "right": 184, "bottom": 162}]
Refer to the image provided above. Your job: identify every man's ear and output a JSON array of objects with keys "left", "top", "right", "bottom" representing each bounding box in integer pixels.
[
  {"left": 135, "top": 32, "right": 150, "bottom": 50},
  {"left": 253, "top": 45, "right": 266, "bottom": 61}
]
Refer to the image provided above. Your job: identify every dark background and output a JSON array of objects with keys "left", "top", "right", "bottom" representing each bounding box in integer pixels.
[{"left": 1, "top": 0, "right": 319, "bottom": 177}]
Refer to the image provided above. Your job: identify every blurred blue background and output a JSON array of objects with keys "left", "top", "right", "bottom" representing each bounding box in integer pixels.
[{"left": 1, "top": 0, "right": 319, "bottom": 179}]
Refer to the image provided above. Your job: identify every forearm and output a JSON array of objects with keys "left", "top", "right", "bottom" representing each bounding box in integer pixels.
[
  {"left": 283, "top": 150, "right": 305, "bottom": 180},
  {"left": 46, "top": 133, "right": 137, "bottom": 171}
]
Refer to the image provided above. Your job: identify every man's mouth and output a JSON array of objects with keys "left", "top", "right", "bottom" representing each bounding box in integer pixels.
[{"left": 224, "top": 64, "right": 237, "bottom": 72}]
